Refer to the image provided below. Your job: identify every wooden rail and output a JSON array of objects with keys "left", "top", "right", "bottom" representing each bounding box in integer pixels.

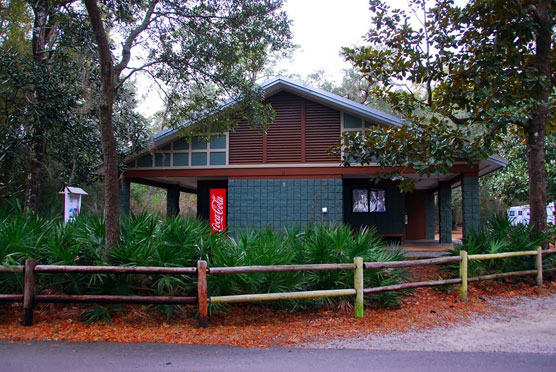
[
  {"left": 34, "top": 265, "right": 197, "bottom": 275},
  {"left": 34, "top": 294, "right": 196, "bottom": 305},
  {"left": 363, "top": 278, "right": 462, "bottom": 294},
  {"left": 210, "top": 289, "right": 356, "bottom": 304},
  {"left": 1, "top": 247, "right": 555, "bottom": 327},
  {"left": 468, "top": 251, "right": 537, "bottom": 261},
  {"left": 364, "top": 256, "right": 461, "bottom": 270},
  {"left": 1, "top": 261, "right": 198, "bottom": 327},
  {"left": 209, "top": 263, "right": 355, "bottom": 275},
  {"left": 0, "top": 265, "right": 23, "bottom": 273}
]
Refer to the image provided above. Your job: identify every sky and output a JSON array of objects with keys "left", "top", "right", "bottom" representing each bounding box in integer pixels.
[{"left": 274, "top": 0, "right": 373, "bottom": 83}]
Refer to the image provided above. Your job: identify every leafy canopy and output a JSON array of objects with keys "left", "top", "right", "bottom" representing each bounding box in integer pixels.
[
  {"left": 96, "top": 0, "right": 293, "bottom": 137},
  {"left": 339, "top": 0, "right": 555, "bottom": 188}
]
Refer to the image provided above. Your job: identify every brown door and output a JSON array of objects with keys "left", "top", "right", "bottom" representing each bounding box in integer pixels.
[{"left": 405, "top": 192, "right": 427, "bottom": 240}]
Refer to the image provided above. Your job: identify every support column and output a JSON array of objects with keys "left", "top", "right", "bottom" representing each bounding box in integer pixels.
[
  {"left": 438, "top": 182, "right": 452, "bottom": 244},
  {"left": 119, "top": 180, "right": 131, "bottom": 215},
  {"left": 461, "top": 175, "right": 480, "bottom": 239},
  {"left": 167, "top": 184, "right": 180, "bottom": 218},
  {"left": 425, "top": 191, "right": 436, "bottom": 240}
]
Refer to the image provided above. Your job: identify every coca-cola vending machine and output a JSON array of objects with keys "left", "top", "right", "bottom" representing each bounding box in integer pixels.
[{"left": 209, "top": 188, "right": 226, "bottom": 233}]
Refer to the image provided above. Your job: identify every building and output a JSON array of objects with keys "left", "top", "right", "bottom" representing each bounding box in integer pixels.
[{"left": 120, "top": 76, "right": 506, "bottom": 244}]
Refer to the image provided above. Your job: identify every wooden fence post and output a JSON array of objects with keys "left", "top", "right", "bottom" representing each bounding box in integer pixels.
[
  {"left": 354, "top": 257, "right": 364, "bottom": 318},
  {"left": 197, "top": 260, "right": 208, "bottom": 328},
  {"left": 22, "top": 259, "right": 36, "bottom": 326},
  {"left": 536, "top": 247, "right": 543, "bottom": 287},
  {"left": 459, "top": 251, "right": 468, "bottom": 302}
]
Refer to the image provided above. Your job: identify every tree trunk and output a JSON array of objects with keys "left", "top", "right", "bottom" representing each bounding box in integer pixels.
[
  {"left": 526, "top": 120, "right": 548, "bottom": 235},
  {"left": 525, "top": 0, "right": 552, "bottom": 237},
  {"left": 23, "top": 0, "right": 51, "bottom": 214},
  {"left": 83, "top": 0, "right": 120, "bottom": 249},
  {"left": 23, "top": 141, "right": 44, "bottom": 214}
]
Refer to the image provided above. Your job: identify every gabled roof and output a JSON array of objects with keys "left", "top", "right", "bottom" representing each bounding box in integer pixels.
[
  {"left": 152, "top": 76, "right": 403, "bottom": 145},
  {"left": 261, "top": 76, "right": 403, "bottom": 127}
]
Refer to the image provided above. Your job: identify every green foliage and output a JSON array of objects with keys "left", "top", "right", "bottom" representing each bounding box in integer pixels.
[
  {"left": 484, "top": 133, "right": 556, "bottom": 204},
  {"left": 207, "top": 224, "right": 408, "bottom": 308},
  {"left": 79, "top": 305, "right": 118, "bottom": 324},
  {"left": 0, "top": 5, "right": 149, "bottom": 203},
  {"left": 452, "top": 215, "right": 551, "bottom": 277},
  {"left": 340, "top": 0, "right": 555, "bottom": 209},
  {"left": 0, "top": 209, "right": 409, "bottom": 314}
]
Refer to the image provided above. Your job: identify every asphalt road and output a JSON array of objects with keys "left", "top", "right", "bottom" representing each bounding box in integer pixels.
[{"left": 1, "top": 341, "right": 555, "bottom": 372}]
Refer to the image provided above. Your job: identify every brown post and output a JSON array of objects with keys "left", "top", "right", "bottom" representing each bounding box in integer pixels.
[
  {"left": 197, "top": 260, "right": 208, "bottom": 328},
  {"left": 22, "top": 259, "right": 37, "bottom": 326}
]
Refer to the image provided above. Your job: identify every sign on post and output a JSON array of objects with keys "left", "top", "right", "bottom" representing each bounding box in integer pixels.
[
  {"left": 209, "top": 188, "right": 226, "bottom": 233},
  {"left": 59, "top": 186, "right": 88, "bottom": 223}
]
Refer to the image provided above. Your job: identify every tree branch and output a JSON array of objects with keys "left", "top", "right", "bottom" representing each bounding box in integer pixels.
[
  {"left": 115, "top": 60, "right": 163, "bottom": 90},
  {"left": 114, "top": 0, "right": 159, "bottom": 81}
]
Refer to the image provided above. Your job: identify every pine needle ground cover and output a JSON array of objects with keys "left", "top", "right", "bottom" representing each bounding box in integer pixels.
[
  {"left": 2, "top": 204, "right": 555, "bottom": 347},
  {"left": 2, "top": 276, "right": 555, "bottom": 347}
]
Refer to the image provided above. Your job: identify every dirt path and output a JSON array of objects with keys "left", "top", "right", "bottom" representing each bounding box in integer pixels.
[{"left": 305, "top": 294, "right": 556, "bottom": 354}]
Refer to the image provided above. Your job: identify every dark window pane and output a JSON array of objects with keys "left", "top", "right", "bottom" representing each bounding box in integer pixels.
[
  {"left": 352, "top": 188, "right": 369, "bottom": 212},
  {"left": 192, "top": 136, "right": 207, "bottom": 150},
  {"left": 137, "top": 154, "right": 153, "bottom": 167},
  {"left": 173, "top": 153, "right": 189, "bottom": 166},
  {"left": 191, "top": 152, "right": 207, "bottom": 166},
  {"left": 173, "top": 138, "right": 189, "bottom": 150},
  {"left": 210, "top": 135, "right": 226, "bottom": 149},
  {"left": 155, "top": 153, "right": 171, "bottom": 167},
  {"left": 210, "top": 152, "right": 226, "bottom": 165},
  {"left": 370, "top": 189, "right": 386, "bottom": 212},
  {"left": 344, "top": 113, "right": 362, "bottom": 129}
]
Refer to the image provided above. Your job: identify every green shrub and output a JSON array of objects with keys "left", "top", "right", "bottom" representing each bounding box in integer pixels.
[
  {"left": 0, "top": 206, "right": 409, "bottom": 315},
  {"left": 453, "top": 215, "right": 551, "bottom": 277}
]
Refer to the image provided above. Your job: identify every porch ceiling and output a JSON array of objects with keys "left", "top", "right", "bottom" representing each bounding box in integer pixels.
[{"left": 129, "top": 176, "right": 227, "bottom": 192}]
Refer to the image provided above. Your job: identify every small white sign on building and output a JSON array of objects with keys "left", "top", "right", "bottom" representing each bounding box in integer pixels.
[{"left": 59, "top": 186, "right": 88, "bottom": 223}]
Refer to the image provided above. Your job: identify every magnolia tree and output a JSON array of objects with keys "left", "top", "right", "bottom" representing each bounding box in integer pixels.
[
  {"left": 82, "top": 0, "right": 292, "bottom": 249},
  {"left": 341, "top": 0, "right": 555, "bottom": 235}
]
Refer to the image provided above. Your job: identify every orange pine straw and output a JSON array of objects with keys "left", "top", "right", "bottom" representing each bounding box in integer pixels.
[{"left": 2, "top": 273, "right": 555, "bottom": 348}]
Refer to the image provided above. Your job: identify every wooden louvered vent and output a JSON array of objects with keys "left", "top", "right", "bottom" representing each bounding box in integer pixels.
[
  {"left": 228, "top": 91, "right": 341, "bottom": 164},
  {"left": 228, "top": 119, "right": 263, "bottom": 164},
  {"left": 305, "top": 100, "right": 341, "bottom": 162},
  {"left": 266, "top": 92, "right": 302, "bottom": 163}
]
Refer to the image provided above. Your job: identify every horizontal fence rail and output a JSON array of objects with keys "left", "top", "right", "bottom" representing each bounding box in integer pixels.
[
  {"left": 363, "top": 278, "right": 462, "bottom": 294},
  {"left": 0, "top": 265, "right": 23, "bottom": 273},
  {"left": 468, "top": 251, "right": 538, "bottom": 261},
  {"left": 34, "top": 265, "right": 197, "bottom": 275},
  {"left": 0, "top": 247, "right": 555, "bottom": 328},
  {"left": 209, "top": 263, "right": 356, "bottom": 275},
  {"left": 34, "top": 294, "right": 197, "bottom": 305},
  {"left": 210, "top": 289, "right": 357, "bottom": 304},
  {"left": 364, "top": 256, "right": 461, "bottom": 270}
]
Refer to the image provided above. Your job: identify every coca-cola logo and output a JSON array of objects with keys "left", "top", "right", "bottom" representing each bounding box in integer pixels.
[{"left": 211, "top": 194, "right": 225, "bottom": 231}]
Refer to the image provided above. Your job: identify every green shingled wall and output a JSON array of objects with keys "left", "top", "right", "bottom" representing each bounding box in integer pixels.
[{"left": 227, "top": 179, "right": 343, "bottom": 230}]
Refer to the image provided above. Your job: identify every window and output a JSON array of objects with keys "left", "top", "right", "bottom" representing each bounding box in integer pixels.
[
  {"left": 352, "top": 188, "right": 386, "bottom": 213},
  {"left": 352, "top": 188, "right": 369, "bottom": 212}
]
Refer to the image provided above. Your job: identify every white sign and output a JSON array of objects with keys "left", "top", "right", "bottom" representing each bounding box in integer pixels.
[{"left": 59, "top": 186, "right": 88, "bottom": 223}]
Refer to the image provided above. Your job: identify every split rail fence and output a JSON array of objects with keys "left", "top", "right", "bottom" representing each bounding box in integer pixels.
[{"left": 1, "top": 248, "right": 555, "bottom": 328}]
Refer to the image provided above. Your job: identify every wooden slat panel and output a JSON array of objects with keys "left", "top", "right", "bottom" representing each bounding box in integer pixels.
[
  {"left": 266, "top": 92, "right": 302, "bottom": 163},
  {"left": 228, "top": 91, "right": 341, "bottom": 164},
  {"left": 228, "top": 119, "right": 264, "bottom": 164},
  {"left": 305, "top": 100, "right": 341, "bottom": 162}
]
